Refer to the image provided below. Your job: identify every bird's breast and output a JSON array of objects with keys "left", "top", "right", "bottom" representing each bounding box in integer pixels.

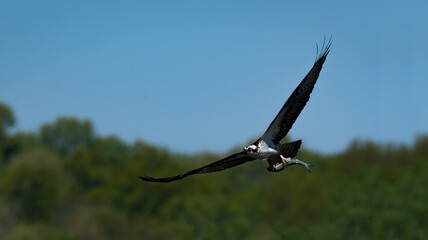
[{"left": 257, "top": 140, "right": 280, "bottom": 159}]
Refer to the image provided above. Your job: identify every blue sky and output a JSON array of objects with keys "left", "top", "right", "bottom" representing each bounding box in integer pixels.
[{"left": 1, "top": 1, "right": 427, "bottom": 154}]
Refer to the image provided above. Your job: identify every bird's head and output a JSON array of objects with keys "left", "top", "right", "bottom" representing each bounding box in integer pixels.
[{"left": 244, "top": 145, "right": 258, "bottom": 154}]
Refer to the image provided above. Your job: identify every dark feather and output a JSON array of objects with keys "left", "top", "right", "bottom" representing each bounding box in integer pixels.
[
  {"left": 139, "top": 152, "right": 255, "bottom": 183},
  {"left": 277, "top": 140, "right": 302, "bottom": 158},
  {"left": 262, "top": 39, "right": 331, "bottom": 145}
]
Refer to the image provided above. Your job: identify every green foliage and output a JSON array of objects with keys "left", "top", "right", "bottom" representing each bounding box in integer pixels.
[
  {"left": 0, "top": 103, "right": 427, "bottom": 239},
  {"left": 0, "top": 102, "right": 17, "bottom": 164},
  {"left": 0, "top": 102, "right": 15, "bottom": 135},
  {"left": 0, "top": 148, "right": 71, "bottom": 222},
  {"left": 39, "top": 117, "right": 95, "bottom": 155}
]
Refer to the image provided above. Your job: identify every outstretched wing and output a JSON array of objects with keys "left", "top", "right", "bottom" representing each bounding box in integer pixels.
[
  {"left": 262, "top": 39, "right": 331, "bottom": 145},
  {"left": 140, "top": 152, "right": 255, "bottom": 183}
]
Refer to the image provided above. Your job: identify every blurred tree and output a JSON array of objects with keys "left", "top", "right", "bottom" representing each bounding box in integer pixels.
[
  {"left": 0, "top": 103, "right": 17, "bottom": 164},
  {"left": 415, "top": 135, "right": 428, "bottom": 158},
  {"left": 39, "top": 117, "right": 95, "bottom": 155},
  {"left": 0, "top": 149, "right": 71, "bottom": 221},
  {"left": 68, "top": 204, "right": 128, "bottom": 240},
  {"left": 0, "top": 102, "right": 426, "bottom": 240},
  {"left": 0, "top": 102, "right": 15, "bottom": 137},
  {"left": 2, "top": 223, "right": 76, "bottom": 240},
  {"left": 64, "top": 135, "right": 129, "bottom": 191},
  {"left": 90, "top": 136, "right": 129, "bottom": 166}
]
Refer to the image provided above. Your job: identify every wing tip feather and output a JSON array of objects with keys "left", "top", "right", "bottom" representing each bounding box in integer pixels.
[
  {"left": 315, "top": 36, "right": 332, "bottom": 62},
  {"left": 139, "top": 175, "right": 178, "bottom": 183}
]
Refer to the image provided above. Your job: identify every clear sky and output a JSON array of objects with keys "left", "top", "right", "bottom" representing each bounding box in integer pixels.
[{"left": 1, "top": 1, "right": 427, "bottom": 154}]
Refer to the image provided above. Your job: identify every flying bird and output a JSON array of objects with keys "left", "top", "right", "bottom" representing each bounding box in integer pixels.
[{"left": 140, "top": 39, "right": 331, "bottom": 183}]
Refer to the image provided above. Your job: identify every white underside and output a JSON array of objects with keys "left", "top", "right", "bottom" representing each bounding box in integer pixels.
[{"left": 257, "top": 139, "right": 280, "bottom": 160}]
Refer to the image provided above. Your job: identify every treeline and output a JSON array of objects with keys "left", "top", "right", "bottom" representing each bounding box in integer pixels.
[{"left": 0, "top": 102, "right": 427, "bottom": 240}]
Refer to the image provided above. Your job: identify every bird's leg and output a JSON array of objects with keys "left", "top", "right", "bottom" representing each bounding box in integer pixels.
[
  {"left": 280, "top": 156, "right": 292, "bottom": 164},
  {"left": 271, "top": 156, "right": 313, "bottom": 173},
  {"left": 284, "top": 158, "right": 313, "bottom": 173},
  {"left": 270, "top": 156, "right": 290, "bottom": 171},
  {"left": 280, "top": 155, "right": 312, "bottom": 173}
]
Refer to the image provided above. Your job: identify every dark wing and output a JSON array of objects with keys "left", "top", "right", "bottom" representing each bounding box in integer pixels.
[
  {"left": 262, "top": 39, "right": 331, "bottom": 145},
  {"left": 140, "top": 152, "right": 255, "bottom": 183}
]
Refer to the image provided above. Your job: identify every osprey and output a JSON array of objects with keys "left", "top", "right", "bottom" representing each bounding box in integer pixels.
[{"left": 140, "top": 39, "right": 331, "bottom": 183}]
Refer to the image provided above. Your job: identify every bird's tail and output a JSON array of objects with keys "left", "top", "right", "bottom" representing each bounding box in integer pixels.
[{"left": 277, "top": 140, "right": 302, "bottom": 158}]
